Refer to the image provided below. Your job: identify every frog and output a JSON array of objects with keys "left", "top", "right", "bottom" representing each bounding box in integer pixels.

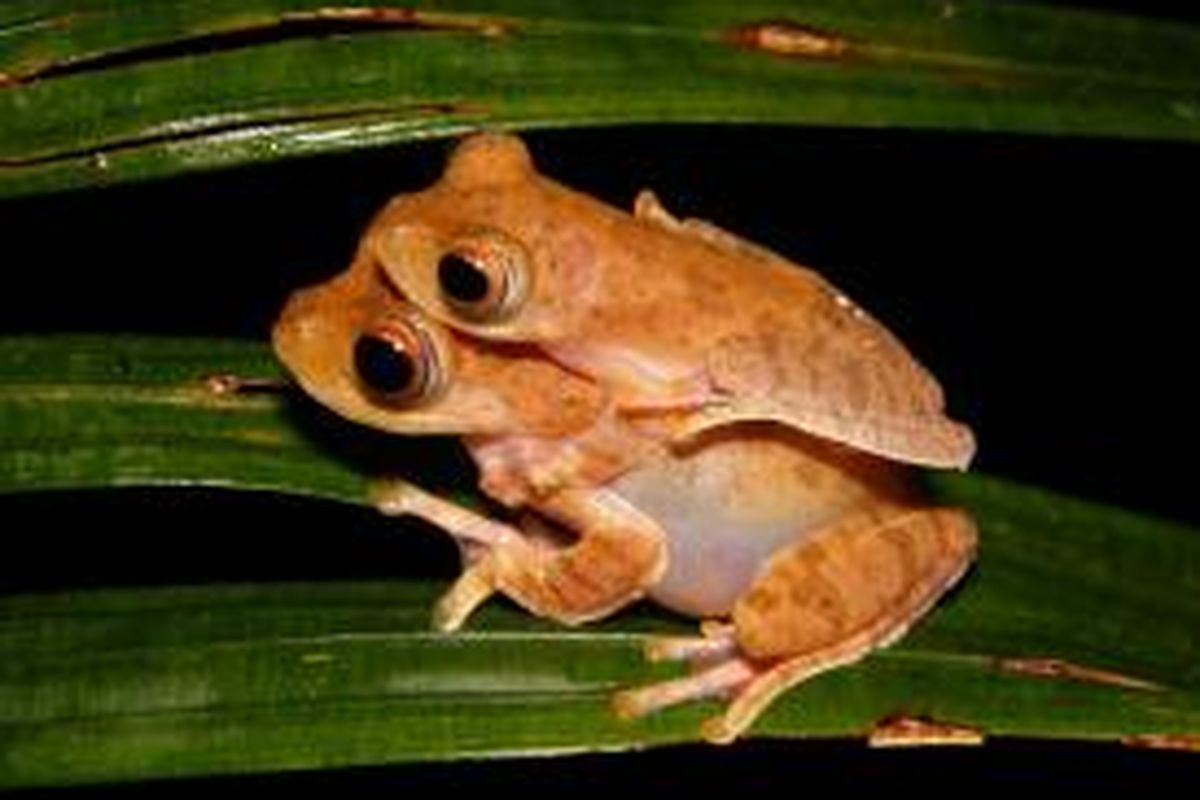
[
  {"left": 366, "top": 133, "right": 975, "bottom": 470},
  {"left": 272, "top": 133, "right": 978, "bottom": 743}
]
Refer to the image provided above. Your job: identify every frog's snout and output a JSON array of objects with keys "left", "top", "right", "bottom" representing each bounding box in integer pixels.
[{"left": 272, "top": 285, "right": 330, "bottom": 374}]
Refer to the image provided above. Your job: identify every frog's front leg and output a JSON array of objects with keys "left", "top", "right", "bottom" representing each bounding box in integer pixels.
[
  {"left": 495, "top": 487, "right": 669, "bottom": 625},
  {"left": 371, "top": 478, "right": 518, "bottom": 631},
  {"left": 372, "top": 477, "right": 668, "bottom": 629},
  {"left": 615, "top": 504, "right": 976, "bottom": 743}
]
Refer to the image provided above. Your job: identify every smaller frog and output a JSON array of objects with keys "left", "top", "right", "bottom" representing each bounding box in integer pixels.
[{"left": 272, "top": 134, "right": 977, "bottom": 743}]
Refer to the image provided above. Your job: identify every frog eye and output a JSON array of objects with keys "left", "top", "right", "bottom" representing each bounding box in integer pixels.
[
  {"left": 352, "top": 315, "right": 446, "bottom": 406},
  {"left": 436, "top": 229, "right": 529, "bottom": 324}
]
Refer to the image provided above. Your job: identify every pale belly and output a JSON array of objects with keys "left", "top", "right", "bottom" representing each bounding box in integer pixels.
[{"left": 610, "top": 425, "right": 910, "bottom": 618}]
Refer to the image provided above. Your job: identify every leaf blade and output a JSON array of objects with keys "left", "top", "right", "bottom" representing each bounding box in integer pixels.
[
  {"left": 2, "top": 335, "right": 1200, "bottom": 786},
  {"left": 3, "top": 0, "right": 1198, "bottom": 197}
]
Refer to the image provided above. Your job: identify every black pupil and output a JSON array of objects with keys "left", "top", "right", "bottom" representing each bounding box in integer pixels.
[
  {"left": 354, "top": 335, "right": 417, "bottom": 395},
  {"left": 438, "top": 254, "right": 491, "bottom": 304}
]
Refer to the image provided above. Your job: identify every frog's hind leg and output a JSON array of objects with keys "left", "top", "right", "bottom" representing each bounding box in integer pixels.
[
  {"left": 616, "top": 624, "right": 919, "bottom": 744},
  {"left": 615, "top": 505, "right": 976, "bottom": 743}
]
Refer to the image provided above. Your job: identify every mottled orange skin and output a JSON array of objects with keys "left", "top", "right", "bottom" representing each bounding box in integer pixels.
[
  {"left": 273, "top": 251, "right": 607, "bottom": 441},
  {"left": 272, "top": 133, "right": 977, "bottom": 743},
  {"left": 370, "top": 134, "right": 974, "bottom": 469}
]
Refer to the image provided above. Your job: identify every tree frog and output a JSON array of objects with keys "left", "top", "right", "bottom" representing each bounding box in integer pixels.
[{"left": 272, "top": 133, "right": 977, "bottom": 743}]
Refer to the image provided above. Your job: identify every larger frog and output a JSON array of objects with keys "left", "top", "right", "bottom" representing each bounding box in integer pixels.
[{"left": 272, "top": 133, "right": 977, "bottom": 743}]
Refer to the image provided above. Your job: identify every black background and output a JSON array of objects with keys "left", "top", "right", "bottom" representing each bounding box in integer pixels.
[
  {"left": 5, "top": 124, "right": 1197, "bottom": 526},
  {"left": 3, "top": 1, "right": 1200, "bottom": 791},
  {"left": 4, "top": 123, "right": 1198, "bottom": 796}
]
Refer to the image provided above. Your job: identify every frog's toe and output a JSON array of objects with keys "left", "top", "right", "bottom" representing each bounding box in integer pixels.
[
  {"left": 642, "top": 622, "right": 736, "bottom": 663},
  {"left": 615, "top": 623, "right": 753, "bottom": 738},
  {"left": 616, "top": 621, "right": 886, "bottom": 742},
  {"left": 614, "top": 648, "right": 845, "bottom": 743},
  {"left": 432, "top": 558, "right": 498, "bottom": 632},
  {"left": 699, "top": 715, "right": 741, "bottom": 746},
  {"left": 612, "top": 657, "right": 754, "bottom": 722}
]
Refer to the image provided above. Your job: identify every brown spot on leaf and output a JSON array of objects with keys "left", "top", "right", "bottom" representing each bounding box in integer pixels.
[
  {"left": 996, "top": 657, "right": 1162, "bottom": 692},
  {"left": 2, "top": 7, "right": 511, "bottom": 87},
  {"left": 868, "top": 714, "right": 984, "bottom": 748},
  {"left": 282, "top": 6, "right": 512, "bottom": 37},
  {"left": 204, "top": 374, "right": 286, "bottom": 397},
  {"left": 728, "top": 21, "right": 848, "bottom": 60},
  {"left": 1121, "top": 733, "right": 1200, "bottom": 752}
]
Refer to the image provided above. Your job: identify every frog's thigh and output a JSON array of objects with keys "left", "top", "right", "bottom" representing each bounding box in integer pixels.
[
  {"left": 718, "top": 505, "right": 975, "bottom": 739},
  {"left": 735, "top": 505, "right": 976, "bottom": 659}
]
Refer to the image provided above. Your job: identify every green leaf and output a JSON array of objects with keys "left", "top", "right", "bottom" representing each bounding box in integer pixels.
[
  {"left": 2, "top": 335, "right": 1199, "bottom": 787},
  {"left": 0, "top": 335, "right": 365, "bottom": 503},
  {"left": 3, "top": 0, "right": 1199, "bottom": 197}
]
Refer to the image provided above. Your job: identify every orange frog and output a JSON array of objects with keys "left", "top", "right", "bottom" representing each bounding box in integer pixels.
[{"left": 272, "top": 133, "right": 977, "bottom": 743}]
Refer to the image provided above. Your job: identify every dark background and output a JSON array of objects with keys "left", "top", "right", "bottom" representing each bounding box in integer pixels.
[
  {"left": 3, "top": 123, "right": 1198, "bottom": 794},
  {"left": 4, "top": 0, "right": 1200, "bottom": 787},
  {"left": 4, "top": 124, "right": 1197, "bottom": 525}
]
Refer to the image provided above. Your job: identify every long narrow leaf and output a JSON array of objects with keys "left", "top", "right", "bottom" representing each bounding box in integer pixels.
[
  {"left": 2, "top": 0, "right": 1199, "bottom": 196},
  {"left": 1, "top": 335, "right": 1198, "bottom": 787}
]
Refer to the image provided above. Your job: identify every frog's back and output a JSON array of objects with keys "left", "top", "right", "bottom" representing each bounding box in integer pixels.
[
  {"left": 547, "top": 188, "right": 974, "bottom": 470},
  {"left": 368, "top": 134, "right": 974, "bottom": 470}
]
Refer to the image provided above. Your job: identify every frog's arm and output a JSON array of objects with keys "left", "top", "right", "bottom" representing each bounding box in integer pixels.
[
  {"left": 372, "top": 477, "right": 667, "bottom": 628},
  {"left": 496, "top": 487, "right": 668, "bottom": 625}
]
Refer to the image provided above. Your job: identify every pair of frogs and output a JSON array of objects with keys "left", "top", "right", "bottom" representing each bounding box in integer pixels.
[{"left": 273, "top": 133, "right": 977, "bottom": 743}]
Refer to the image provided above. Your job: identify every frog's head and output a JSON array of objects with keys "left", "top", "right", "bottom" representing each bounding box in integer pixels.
[
  {"left": 272, "top": 250, "right": 606, "bottom": 439},
  {"left": 364, "top": 132, "right": 605, "bottom": 345}
]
